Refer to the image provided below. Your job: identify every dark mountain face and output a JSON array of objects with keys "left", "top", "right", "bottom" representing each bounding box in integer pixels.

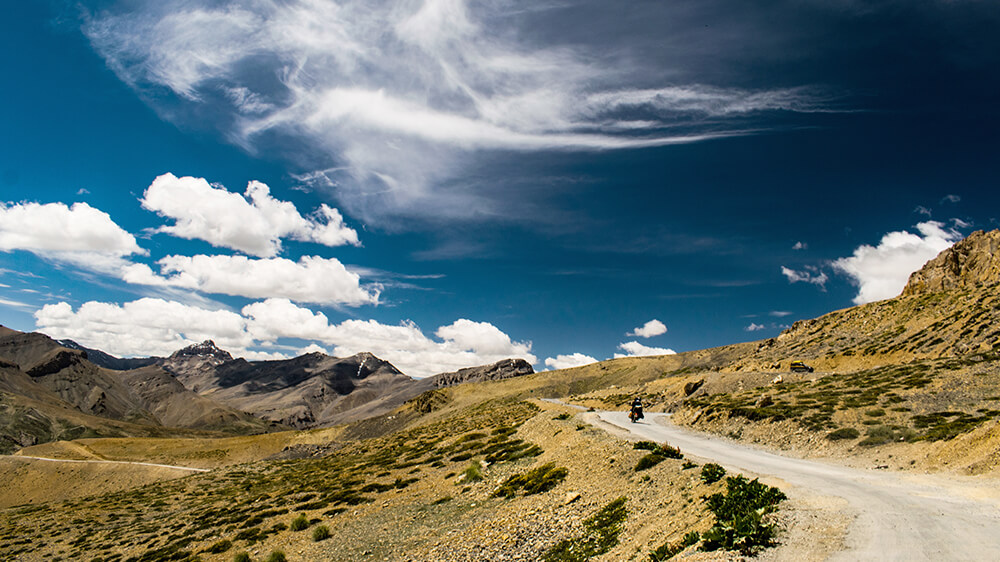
[{"left": 57, "top": 339, "right": 159, "bottom": 371}]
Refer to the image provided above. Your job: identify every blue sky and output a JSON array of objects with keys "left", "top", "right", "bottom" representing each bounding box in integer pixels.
[{"left": 1, "top": 0, "right": 998, "bottom": 377}]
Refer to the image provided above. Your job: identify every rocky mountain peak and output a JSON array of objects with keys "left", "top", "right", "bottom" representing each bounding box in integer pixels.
[
  {"left": 429, "top": 358, "right": 534, "bottom": 388},
  {"left": 902, "top": 229, "right": 1000, "bottom": 296},
  {"left": 169, "top": 340, "right": 233, "bottom": 363}
]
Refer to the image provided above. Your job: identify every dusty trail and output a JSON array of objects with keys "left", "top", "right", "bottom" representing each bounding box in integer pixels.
[
  {"left": 4, "top": 455, "right": 210, "bottom": 472},
  {"left": 591, "top": 411, "right": 1000, "bottom": 561}
]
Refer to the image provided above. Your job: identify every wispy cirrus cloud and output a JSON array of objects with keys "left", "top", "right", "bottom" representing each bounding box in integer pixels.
[{"left": 82, "top": 0, "right": 839, "bottom": 226}]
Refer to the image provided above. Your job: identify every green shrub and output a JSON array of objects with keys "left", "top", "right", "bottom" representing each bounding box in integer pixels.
[
  {"left": 700, "top": 476, "right": 786, "bottom": 555},
  {"left": 460, "top": 461, "right": 483, "bottom": 483},
  {"left": 265, "top": 550, "right": 286, "bottom": 562},
  {"left": 289, "top": 514, "right": 310, "bottom": 532},
  {"left": 543, "top": 497, "right": 627, "bottom": 561},
  {"left": 554, "top": 413, "right": 571, "bottom": 420},
  {"left": 635, "top": 454, "right": 666, "bottom": 471},
  {"left": 233, "top": 553, "right": 251, "bottom": 562},
  {"left": 826, "top": 427, "right": 860, "bottom": 441},
  {"left": 700, "top": 463, "right": 726, "bottom": 484},
  {"left": 312, "top": 525, "right": 331, "bottom": 542},
  {"left": 493, "top": 463, "right": 569, "bottom": 498},
  {"left": 633, "top": 441, "right": 659, "bottom": 450}
]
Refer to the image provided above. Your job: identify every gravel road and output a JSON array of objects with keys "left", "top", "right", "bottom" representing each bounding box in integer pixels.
[{"left": 593, "top": 411, "right": 1000, "bottom": 561}]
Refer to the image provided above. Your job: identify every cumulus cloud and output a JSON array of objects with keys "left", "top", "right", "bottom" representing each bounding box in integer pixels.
[
  {"left": 140, "top": 173, "right": 358, "bottom": 257},
  {"left": 832, "top": 221, "right": 961, "bottom": 305},
  {"left": 627, "top": 319, "right": 667, "bottom": 338},
  {"left": 614, "top": 341, "right": 676, "bottom": 358},
  {"left": 36, "top": 297, "right": 535, "bottom": 378},
  {"left": 0, "top": 201, "right": 145, "bottom": 270},
  {"left": 82, "top": 1, "right": 838, "bottom": 224},
  {"left": 34, "top": 298, "right": 252, "bottom": 357},
  {"left": 780, "top": 266, "right": 828, "bottom": 288},
  {"left": 792, "top": 241, "right": 807, "bottom": 250},
  {"left": 745, "top": 322, "right": 766, "bottom": 332},
  {"left": 544, "top": 353, "right": 598, "bottom": 371},
  {"left": 122, "top": 254, "right": 379, "bottom": 306}
]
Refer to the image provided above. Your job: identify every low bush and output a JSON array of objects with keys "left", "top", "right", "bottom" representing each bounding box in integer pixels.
[
  {"left": 265, "top": 550, "right": 286, "bottom": 562},
  {"left": 493, "top": 463, "right": 569, "bottom": 498},
  {"left": 700, "top": 463, "right": 726, "bottom": 484},
  {"left": 312, "top": 525, "right": 331, "bottom": 542},
  {"left": 554, "top": 413, "right": 571, "bottom": 420},
  {"left": 700, "top": 476, "right": 786, "bottom": 555},
  {"left": 289, "top": 514, "right": 310, "bottom": 532},
  {"left": 460, "top": 461, "right": 483, "bottom": 483},
  {"left": 826, "top": 427, "right": 860, "bottom": 441},
  {"left": 635, "top": 454, "right": 666, "bottom": 471},
  {"left": 233, "top": 553, "right": 251, "bottom": 562},
  {"left": 543, "top": 497, "right": 627, "bottom": 562}
]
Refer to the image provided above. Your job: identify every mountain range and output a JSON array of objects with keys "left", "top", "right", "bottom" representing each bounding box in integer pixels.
[{"left": 0, "top": 327, "right": 535, "bottom": 452}]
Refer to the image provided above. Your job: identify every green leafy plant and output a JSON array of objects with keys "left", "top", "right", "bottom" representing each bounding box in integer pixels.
[
  {"left": 700, "top": 463, "right": 726, "bottom": 484},
  {"left": 700, "top": 476, "right": 786, "bottom": 555},
  {"left": 233, "top": 553, "right": 251, "bottom": 562},
  {"left": 635, "top": 453, "right": 666, "bottom": 471}
]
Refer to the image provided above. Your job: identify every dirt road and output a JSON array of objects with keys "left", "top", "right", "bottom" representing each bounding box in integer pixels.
[{"left": 591, "top": 411, "right": 1000, "bottom": 561}]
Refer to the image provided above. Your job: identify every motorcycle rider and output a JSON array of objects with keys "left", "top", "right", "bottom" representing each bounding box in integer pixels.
[{"left": 629, "top": 396, "right": 644, "bottom": 422}]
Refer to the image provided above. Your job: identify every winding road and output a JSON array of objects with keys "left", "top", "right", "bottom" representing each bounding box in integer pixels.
[{"left": 590, "top": 411, "right": 1000, "bottom": 561}]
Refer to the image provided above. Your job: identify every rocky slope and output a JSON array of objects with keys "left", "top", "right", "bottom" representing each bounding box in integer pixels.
[{"left": 724, "top": 230, "right": 1000, "bottom": 374}]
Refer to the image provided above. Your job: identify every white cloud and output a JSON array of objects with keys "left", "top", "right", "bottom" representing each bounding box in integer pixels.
[
  {"left": 627, "top": 319, "right": 667, "bottom": 338},
  {"left": 140, "top": 173, "right": 359, "bottom": 257},
  {"left": 36, "top": 297, "right": 535, "bottom": 378},
  {"left": 831, "top": 221, "right": 962, "bottom": 305},
  {"left": 780, "top": 266, "right": 828, "bottom": 288},
  {"left": 122, "top": 254, "right": 379, "bottom": 306},
  {"left": 770, "top": 310, "right": 792, "bottom": 317},
  {"left": 544, "top": 353, "right": 598, "bottom": 370},
  {"left": 914, "top": 205, "right": 932, "bottom": 217},
  {"left": 792, "top": 241, "right": 807, "bottom": 250},
  {"left": 0, "top": 201, "right": 145, "bottom": 271},
  {"left": 34, "top": 298, "right": 252, "bottom": 358},
  {"left": 941, "top": 194, "right": 961, "bottom": 204},
  {"left": 614, "top": 340, "right": 676, "bottom": 358},
  {"left": 745, "top": 322, "right": 766, "bottom": 332},
  {"left": 83, "top": 2, "right": 838, "bottom": 225}
]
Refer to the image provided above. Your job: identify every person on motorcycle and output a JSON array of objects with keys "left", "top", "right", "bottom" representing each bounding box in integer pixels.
[{"left": 629, "top": 396, "right": 644, "bottom": 422}]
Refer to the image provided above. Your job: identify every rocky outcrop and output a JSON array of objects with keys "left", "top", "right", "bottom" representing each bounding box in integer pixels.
[
  {"left": 160, "top": 341, "right": 236, "bottom": 393},
  {"left": 428, "top": 358, "right": 535, "bottom": 388},
  {"left": 903, "top": 229, "right": 1000, "bottom": 296}
]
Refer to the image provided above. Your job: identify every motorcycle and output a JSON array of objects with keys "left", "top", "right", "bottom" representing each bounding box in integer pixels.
[{"left": 629, "top": 406, "right": 644, "bottom": 423}]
